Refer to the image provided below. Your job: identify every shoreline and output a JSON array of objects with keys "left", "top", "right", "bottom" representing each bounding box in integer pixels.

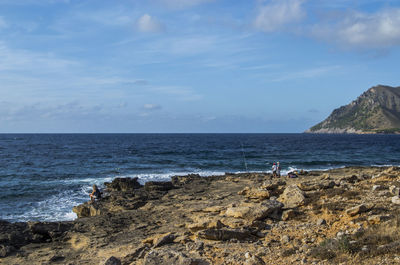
[{"left": 2, "top": 166, "right": 400, "bottom": 264}]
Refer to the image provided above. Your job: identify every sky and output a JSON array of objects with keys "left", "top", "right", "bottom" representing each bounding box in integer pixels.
[{"left": 0, "top": 0, "right": 400, "bottom": 133}]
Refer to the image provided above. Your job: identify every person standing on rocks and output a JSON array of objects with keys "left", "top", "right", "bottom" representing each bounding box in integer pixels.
[
  {"left": 272, "top": 162, "right": 277, "bottom": 177},
  {"left": 277, "top": 162, "right": 281, "bottom": 177},
  {"left": 90, "top": 184, "right": 102, "bottom": 202}
]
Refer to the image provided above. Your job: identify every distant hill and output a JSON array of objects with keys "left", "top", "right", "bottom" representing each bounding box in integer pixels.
[{"left": 306, "top": 85, "right": 400, "bottom": 134}]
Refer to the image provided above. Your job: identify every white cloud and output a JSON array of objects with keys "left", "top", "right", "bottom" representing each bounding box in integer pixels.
[
  {"left": 254, "top": 0, "right": 306, "bottom": 32},
  {"left": 159, "top": 0, "right": 214, "bottom": 9},
  {"left": 0, "top": 101, "right": 102, "bottom": 122},
  {"left": 269, "top": 65, "right": 341, "bottom": 82},
  {"left": 312, "top": 8, "right": 400, "bottom": 49},
  {"left": 143, "top": 104, "right": 162, "bottom": 110},
  {"left": 0, "top": 41, "right": 77, "bottom": 72},
  {"left": 137, "top": 14, "right": 164, "bottom": 33}
]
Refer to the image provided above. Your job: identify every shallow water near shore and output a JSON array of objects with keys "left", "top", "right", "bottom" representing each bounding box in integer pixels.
[{"left": 1, "top": 133, "right": 400, "bottom": 222}]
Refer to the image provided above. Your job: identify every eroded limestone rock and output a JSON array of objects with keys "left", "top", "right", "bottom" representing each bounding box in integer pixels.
[
  {"left": 105, "top": 177, "right": 142, "bottom": 192},
  {"left": 225, "top": 200, "right": 283, "bottom": 222},
  {"left": 278, "top": 185, "right": 305, "bottom": 208},
  {"left": 345, "top": 204, "right": 372, "bottom": 216},
  {"left": 238, "top": 187, "right": 270, "bottom": 201}
]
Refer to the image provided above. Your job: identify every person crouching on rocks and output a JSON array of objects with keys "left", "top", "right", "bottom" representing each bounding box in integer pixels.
[{"left": 90, "top": 184, "right": 102, "bottom": 202}]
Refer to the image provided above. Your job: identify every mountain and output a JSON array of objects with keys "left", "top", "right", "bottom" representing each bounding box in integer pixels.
[{"left": 306, "top": 85, "right": 400, "bottom": 134}]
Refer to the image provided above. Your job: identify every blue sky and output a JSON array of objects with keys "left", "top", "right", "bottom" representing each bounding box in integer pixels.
[{"left": 0, "top": 0, "right": 400, "bottom": 133}]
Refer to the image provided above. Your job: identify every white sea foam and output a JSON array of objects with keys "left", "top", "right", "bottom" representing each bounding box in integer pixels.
[
  {"left": 60, "top": 176, "right": 113, "bottom": 185},
  {"left": 120, "top": 171, "right": 226, "bottom": 184},
  {"left": 16, "top": 189, "right": 85, "bottom": 222},
  {"left": 371, "top": 164, "right": 400, "bottom": 167}
]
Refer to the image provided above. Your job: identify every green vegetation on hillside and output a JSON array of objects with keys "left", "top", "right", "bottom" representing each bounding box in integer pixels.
[{"left": 308, "top": 85, "right": 400, "bottom": 134}]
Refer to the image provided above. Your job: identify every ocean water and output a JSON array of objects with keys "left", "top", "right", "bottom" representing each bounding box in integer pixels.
[{"left": 1, "top": 133, "right": 400, "bottom": 222}]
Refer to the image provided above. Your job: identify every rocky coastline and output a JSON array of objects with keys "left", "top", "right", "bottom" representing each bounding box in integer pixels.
[{"left": 2, "top": 166, "right": 400, "bottom": 264}]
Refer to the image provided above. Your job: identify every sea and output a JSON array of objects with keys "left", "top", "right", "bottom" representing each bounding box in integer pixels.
[{"left": 1, "top": 133, "right": 400, "bottom": 222}]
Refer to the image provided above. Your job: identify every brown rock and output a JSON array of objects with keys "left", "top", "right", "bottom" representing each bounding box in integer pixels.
[
  {"left": 225, "top": 200, "right": 283, "bottom": 222},
  {"left": 105, "top": 177, "right": 142, "bottom": 191},
  {"left": 186, "top": 217, "right": 225, "bottom": 232},
  {"left": 392, "top": 196, "right": 400, "bottom": 205},
  {"left": 389, "top": 185, "right": 400, "bottom": 196},
  {"left": 153, "top": 233, "right": 176, "bottom": 248},
  {"left": 345, "top": 204, "right": 371, "bottom": 216},
  {"left": 278, "top": 185, "right": 305, "bottom": 208},
  {"left": 238, "top": 187, "right": 270, "bottom": 201},
  {"left": 281, "top": 209, "right": 297, "bottom": 221},
  {"left": 72, "top": 203, "right": 102, "bottom": 218}
]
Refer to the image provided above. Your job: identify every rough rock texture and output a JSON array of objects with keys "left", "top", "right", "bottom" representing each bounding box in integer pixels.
[
  {"left": 105, "top": 177, "right": 142, "bottom": 192},
  {"left": 3, "top": 167, "right": 400, "bottom": 264},
  {"left": 225, "top": 200, "right": 283, "bottom": 222},
  {"left": 278, "top": 185, "right": 305, "bottom": 208}
]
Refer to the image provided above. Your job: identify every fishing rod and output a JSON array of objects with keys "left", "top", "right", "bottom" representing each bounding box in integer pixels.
[{"left": 240, "top": 142, "right": 248, "bottom": 172}]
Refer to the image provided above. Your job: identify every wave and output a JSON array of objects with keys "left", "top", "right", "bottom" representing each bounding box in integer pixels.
[
  {"left": 119, "top": 171, "right": 226, "bottom": 184},
  {"left": 5, "top": 190, "right": 81, "bottom": 222}
]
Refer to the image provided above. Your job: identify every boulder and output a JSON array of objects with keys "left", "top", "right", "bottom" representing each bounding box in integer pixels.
[
  {"left": 225, "top": 200, "right": 283, "bottom": 222},
  {"left": 392, "top": 196, "right": 400, "bottom": 205},
  {"left": 105, "top": 177, "right": 142, "bottom": 192},
  {"left": 389, "top": 185, "right": 400, "bottom": 196},
  {"left": 72, "top": 204, "right": 91, "bottom": 218},
  {"left": 238, "top": 187, "right": 270, "bottom": 201},
  {"left": 345, "top": 204, "right": 371, "bottom": 216},
  {"left": 72, "top": 203, "right": 102, "bottom": 218},
  {"left": 278, "top": 185, "right": 305, "bottom": 208},
  {"left": 260, "top": 181, "right": 279, "bottom": 190}
]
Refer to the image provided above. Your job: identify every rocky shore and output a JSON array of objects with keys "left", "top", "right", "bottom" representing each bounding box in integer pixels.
[{"left": 2, "top": 166, "right": 400, "bottom": 264}]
